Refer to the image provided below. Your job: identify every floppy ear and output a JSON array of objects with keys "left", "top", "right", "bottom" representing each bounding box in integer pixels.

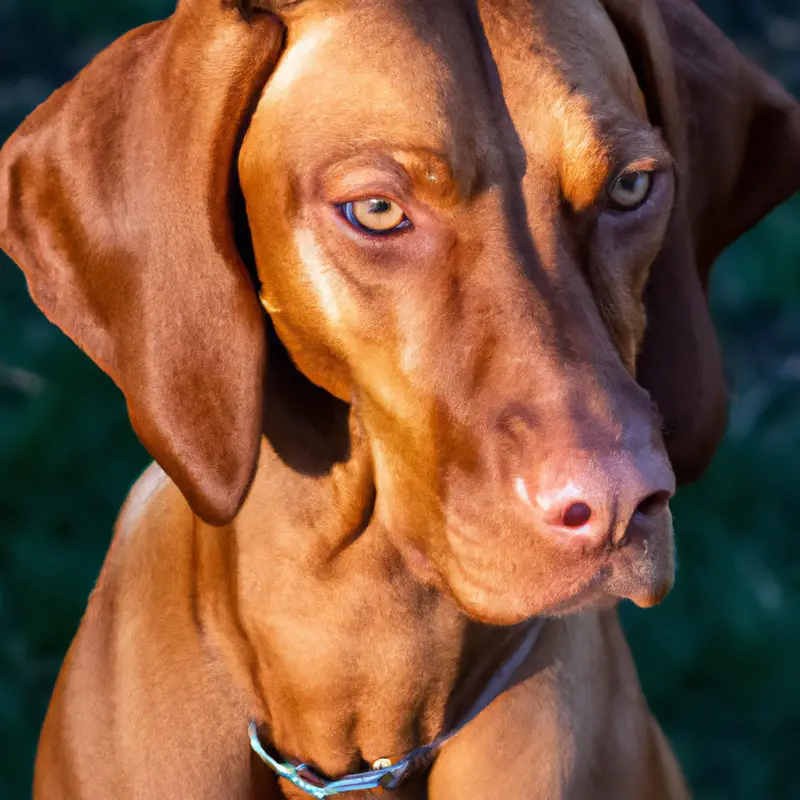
[
  {"left": 603, "top": 0, "right": 800, "bottom": 484},
  {"left": 0, "top": 1, "right": 285, "bottom": 523}
]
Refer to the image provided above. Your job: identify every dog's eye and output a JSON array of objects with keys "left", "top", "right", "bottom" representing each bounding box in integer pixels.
[
  {"left": 342, "top": 198, "right": 410, "bottom": 234},
  {"left": 608, "top": 171, "right": 653, "bottom": 210}
]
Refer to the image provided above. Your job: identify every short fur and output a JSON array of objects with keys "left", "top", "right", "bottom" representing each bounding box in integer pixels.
[{"left": 1, "top": 0, "right": 798, "bottom": 797}]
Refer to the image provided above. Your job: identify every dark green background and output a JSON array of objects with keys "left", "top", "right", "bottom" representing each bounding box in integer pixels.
[{"left": 1, "top": 1, "right": 798, "bottom": 797}]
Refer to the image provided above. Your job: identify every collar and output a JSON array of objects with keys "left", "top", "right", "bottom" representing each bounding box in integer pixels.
[{"left": 249, "top": 617, "right": 545, "bottom": 798}]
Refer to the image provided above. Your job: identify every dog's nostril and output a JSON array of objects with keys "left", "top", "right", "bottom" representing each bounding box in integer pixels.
[
  {"left": 562, "top": 502, "right": 592, "bottom": 528},
  {"left": 635, "top": 491, "right": 671, "bottom": 517}
]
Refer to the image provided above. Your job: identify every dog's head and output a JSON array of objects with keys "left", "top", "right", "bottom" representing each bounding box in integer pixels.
[{"left": 2, "top": 0, "right": 798, "bottom": 623}]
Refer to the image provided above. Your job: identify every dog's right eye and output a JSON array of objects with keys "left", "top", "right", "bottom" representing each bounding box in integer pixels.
[{"left": 341, "top": 198, "right": 411, "bottom": 234}]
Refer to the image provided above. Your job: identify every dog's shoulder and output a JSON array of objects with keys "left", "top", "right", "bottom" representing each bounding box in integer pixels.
[
  {"left": 114, "top": 462, "right": 178, "bottom": 541},
  {"left": 91, "top": 463, "right": 195, "bottom": 601}
]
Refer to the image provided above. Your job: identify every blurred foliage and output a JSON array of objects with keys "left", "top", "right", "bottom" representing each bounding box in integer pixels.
[{"left": 0, "top": 0, "right": 798, "bottom": 797}]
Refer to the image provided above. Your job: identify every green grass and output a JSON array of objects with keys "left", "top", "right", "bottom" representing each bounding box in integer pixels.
[{"left": 1, "top": 1, "right": 799, "bottom": 797}]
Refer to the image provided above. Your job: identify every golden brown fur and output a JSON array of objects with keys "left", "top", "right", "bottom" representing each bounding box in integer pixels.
[{"left": 2, "top": 0, "right": 798, "bottom": 797}]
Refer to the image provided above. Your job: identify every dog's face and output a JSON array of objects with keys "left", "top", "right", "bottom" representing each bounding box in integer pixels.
[
  {"left": 2, "top": 0, "right": 798, "bottom": 625},
  {"left": 240, "top": 0, "right": 677, "bottom": 622}
]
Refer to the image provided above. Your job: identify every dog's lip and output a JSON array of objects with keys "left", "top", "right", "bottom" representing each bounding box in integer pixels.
[
  {"left": 443, "top": 558, "right": 673, "bottom": 624},
  {"left": 430, "top": 525, "right": 675, "bottom": 623},
  {"left": 438, "top": 545, "right": 611, "bottom": 624},
  {"left": 627, "top": 587, "right": 671, "bottom": 608},
  {"left": 384, "top": 503, "right": 674, "bottom": 622},
  {"left": 445, "top": 570, "right": 610, "bottom": 625}
]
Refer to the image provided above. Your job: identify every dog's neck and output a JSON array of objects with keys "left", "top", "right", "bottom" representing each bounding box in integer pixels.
[{"left": 194, "top": 376, "right": 540, "bottom": 779}]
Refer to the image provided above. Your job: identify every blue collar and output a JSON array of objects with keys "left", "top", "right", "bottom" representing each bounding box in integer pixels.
[{"left": 249, "top": 618, "right": 545, "bottom": 798}]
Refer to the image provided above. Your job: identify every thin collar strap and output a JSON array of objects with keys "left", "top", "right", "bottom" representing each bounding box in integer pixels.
[{"left": 249, "top": 617, "right": 545, "bottom": 798}]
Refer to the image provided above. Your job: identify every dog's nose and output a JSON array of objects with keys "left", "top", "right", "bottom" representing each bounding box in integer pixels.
[{"left": 514, "top": 449, "right": 675, "bottom": 547}]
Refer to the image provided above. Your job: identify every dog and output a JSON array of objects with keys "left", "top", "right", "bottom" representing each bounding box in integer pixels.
[{"left": 1, "top": 0, "right": 798, "bottom": 797}]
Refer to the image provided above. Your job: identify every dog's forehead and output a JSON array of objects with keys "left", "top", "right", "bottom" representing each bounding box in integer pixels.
[
  {"left": 477, "top": 0, "right": 642, "bottom": 98},
  {"left": 257, "top": 1, "right": 480, "bottom": 149},
  {"left": 254, "top": 0, "right": 645, "bottom": 188},
  {"left": 476, "top": 0, "right": 648, "bottom": 204}
]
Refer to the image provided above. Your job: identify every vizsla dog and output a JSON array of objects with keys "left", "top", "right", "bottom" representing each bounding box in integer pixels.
[{"left": 2, "top": 0, "right": 799, "bottom": 797}]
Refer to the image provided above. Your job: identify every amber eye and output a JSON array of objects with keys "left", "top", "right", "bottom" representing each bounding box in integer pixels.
[
  {"left": 608, "top": 170, "right": 653, "bottom": 210},
  {"left": 342, "top": 197, "right": 410, "bottom": 234}
]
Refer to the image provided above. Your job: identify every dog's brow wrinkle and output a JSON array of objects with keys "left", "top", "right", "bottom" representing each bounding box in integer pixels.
[{"left": 393, "top": 149, "right": 473, "bottom": 206}]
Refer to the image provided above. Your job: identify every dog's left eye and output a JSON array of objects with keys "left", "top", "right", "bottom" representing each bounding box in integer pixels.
[
  {"left": 341, "top": 198, "right": 411, "bottom": 234},
  {"left": 608, "top": 170, "right": 653, "bottom": 210}
]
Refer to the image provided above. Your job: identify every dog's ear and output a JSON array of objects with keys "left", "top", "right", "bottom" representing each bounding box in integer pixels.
[
  {"left": 0, "top": 1, "right": 285, "bottom": 524},
  {"left": 602, "top": 0, "right": 800, "bottom": 484}
]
